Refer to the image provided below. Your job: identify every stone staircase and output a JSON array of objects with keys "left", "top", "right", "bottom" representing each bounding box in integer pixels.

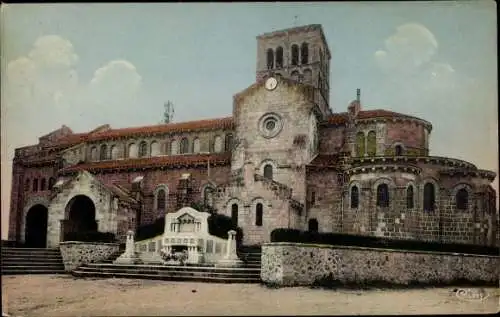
[
  {"left": 238, "top": 245, "right": 262, "bottom": 268},
  {"left": 1, "top": 247, "right": 66, "bottom": 275},
  {"left": 71, "top": 245, "right": 262, "bottom": 283}
]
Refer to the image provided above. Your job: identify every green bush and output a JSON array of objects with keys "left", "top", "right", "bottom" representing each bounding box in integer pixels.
[
  {"left": 270, "top": 228, "right": 499, "bottom": 256},
  {"left": 190, "top": 201, "right": 217, "bottom": 214},
  {"left": 64, "top": 231, "right": 117, "bottom": 243},
  {"left": 136, "top": 217, "right": 165, "bottom": 241},
  {"left": 207, "top": 213, "right": 244, "bottom": 247}
]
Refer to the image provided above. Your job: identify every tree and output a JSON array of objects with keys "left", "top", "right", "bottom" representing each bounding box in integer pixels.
[{"left": 163, "top": 101, "right": 175, "bottom": 124}]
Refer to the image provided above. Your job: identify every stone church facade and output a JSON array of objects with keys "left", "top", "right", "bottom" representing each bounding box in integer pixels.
[{"left": 8, "top": 24, "right": 499, "bottom": 248}]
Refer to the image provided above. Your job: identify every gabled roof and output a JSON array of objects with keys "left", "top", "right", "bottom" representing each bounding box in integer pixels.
[
  {"left": 58, "top": 153, "right": 231, "bottom": 174},
  {"left": 233, "top": 76, "right": 315, "bottom": 103}
]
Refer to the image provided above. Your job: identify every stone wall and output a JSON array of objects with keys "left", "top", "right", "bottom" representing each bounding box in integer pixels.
[
  {"left": 59, "top": 241, "right": 120, "bottom": 272},
  {"left": 95, "top": 165, "right": 231, "bottom": 224},
  {"left": 261, "top": 242, "right": 500, "bottom": 287}
]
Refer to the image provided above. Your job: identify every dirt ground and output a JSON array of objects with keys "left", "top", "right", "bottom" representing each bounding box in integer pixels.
[{"left": 2, "top": 275, "right": 499, "bottom": 316}]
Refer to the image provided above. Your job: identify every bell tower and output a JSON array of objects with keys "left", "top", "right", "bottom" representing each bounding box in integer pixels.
[{"left": 255, "top": 24, "right": 332, "bottom": 116}]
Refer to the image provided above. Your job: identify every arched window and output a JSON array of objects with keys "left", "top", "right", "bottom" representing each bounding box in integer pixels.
[
  {"left": 406, "top": 185, "right": 414, "bottom": 209},
  {"left": 291, "top": 44, "right": 299, "bottom": 66},
  {"left": 25, "top": 178, "right": 30, "bottom": 191},
  {"left": 266, "top": 49, "right": 274, "bottom": 69},
  {"left": 367, "top": 131, "right": 377, "bottom": 156},
  {"left": 33, "top": 178, "right": 39, "bottom": 192},
  {"left": 100, "top": 144, "right": 107, "bottom": 160},
  {"left": 225, "top": 134, "right": 233, "bottom": 152},
  {"left": 263, "top": 164, "right": 273, "bottom": 180},
  {"left": 214, "top": 136, "right": 223, "bottom": 153},
  {"left": 91, "top": 147, "right": 98, "bottom": 161},
  {"left": 128, "top": 143, "right": 138, "bottom": 158},
  {"left": 170, "top": 140, "right": 179, "bottom": 155},
  {"left": 301, "top": 42, "right": 309, "bottom": 64},
  {"left": 156, "top": 189, "right": 166, "bottom": 210},
  {"left": 276, "top": 46, "right": 284, "bottom": 68},
  {"left": 423, "top": 183, "right": 435, "bottom": 212},
  {"left": 351, "top": 186, "right": 359, "bottom": 208},
  {"left": 180, "top": 138, "right": 189, "bottom": 154},
  {"left": 139, "top": 141, "right": 148, "bottom": 157},
  {"left": 291, "top": 70, "right": 299, "bottom": 81},
  {"left": 193, "top": 138, "right": 201, "bottom": 153},
  {"left": 255, "top": 203, "right": 263, "bottom": 226},
  {"left": 356, "top": 132, "right": 365, "bottom": 157},
  {"left": 231, "top": 204, "right": 238, "bottom": 226},
  {"left": 203, "top": 186, "right": 214, "bottom": 207},
  {"left": 48, "top": 177, "right": 56, "bottom": 190},
  {"left": 395, "top": 145, "right": 403, "bottom": 156},
  {"left": 40, "top": 178, "right": 46, "bottom": 191},
  {"left": 376, "top": 184, "right": 389, "bottom": 207},
  {"left": 110, "top": 145, "right": 120, "bottom": 159},
  {"left": 308, "top": 218, "right": 318, "bottom": 232},
  {"left": 150, "top": 141, "right": 160, "bottom": 157},
  {"left": 456, "top": 188, "right": 468, "bottom": 210}
]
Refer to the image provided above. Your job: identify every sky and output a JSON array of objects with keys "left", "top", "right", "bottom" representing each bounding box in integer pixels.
[{"left": 1, "top": 2, "right": 498, "bottom": 239}]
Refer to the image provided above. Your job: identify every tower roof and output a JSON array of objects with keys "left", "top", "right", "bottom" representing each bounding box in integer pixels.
[{"left": 256, "top": 24, "right": 331, "bottom": 59}]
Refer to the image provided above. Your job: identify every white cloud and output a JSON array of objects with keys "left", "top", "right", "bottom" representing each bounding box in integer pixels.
[
  {"left": 375, "top": 23, "right": 439, "bottom": 74},
  {"left": 89, "top": 60, "right": 142, "bottom": 99},
  {"left": 372, "top": 23, "right": 498, "bottom": 205},
  {"left": 28, "top": 35, "right": 79, "bottom": 68},
  {"left": 1, "top": 35, "right": 144, "bottom": 239}
]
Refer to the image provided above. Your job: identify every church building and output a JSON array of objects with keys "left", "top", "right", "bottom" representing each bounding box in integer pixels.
[{"left": 8, "top": 24, "right": 498, "bottom": 248}]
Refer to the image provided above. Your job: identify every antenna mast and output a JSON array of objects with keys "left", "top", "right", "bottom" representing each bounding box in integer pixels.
[{"left": 163, "top": 101, "right": 175, "bottom": 124}]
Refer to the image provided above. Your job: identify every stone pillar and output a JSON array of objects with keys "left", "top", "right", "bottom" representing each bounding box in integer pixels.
[
  {"left": 47, "top": 218, "right": 63, "bottom": 248},
  {"left": 243, "top": 161, "right": 255, "bottom": 186},
  {"left": 114, "top": 230, "right": 141, "bottom": 264},
  {"left": 216, "top": 230, "right": 243, "bottom": 267}
]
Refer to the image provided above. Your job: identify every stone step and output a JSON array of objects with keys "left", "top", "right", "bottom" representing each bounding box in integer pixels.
[
  {"left": 2, "top": 257, "right": 64, "bottom": 263},
  {"left": 1, "top": 264, "right": 65, "bottom": 269},
  {"left": 1, "top": 251, "right": 62, "bottom": 257},
  {"left": 240, "top": 254, "right": 261, "bottom": 259},
  {"left": 2, "top": 247, "right": 60, "bottom": 252},
  {"left": 78, "top": 267, "right": 260, "bottom": 278},
  {"left": 86, "top": 263, "right": 261, "bottom": 272},
  {"left": 241, "top": 258, "right": 261, "bottom": 262},
  {"left": 2, "top": 249, "right": 61, "bottom": 255},
  {"left": 1, "top": 266, "right": 66, "bottom": 274},
  {"left": 72, "top": 271, "right": 261, "bottom": 283},
  {"left": 241, "top": 263, "right": 261, "bottom": 267},
  {"left": 1, "top": 261, "right": 65, "bottom": 267},
  {"left": 1, "top": 255, "right": 63, "bottom": 261},
  {"left": 2, "top": 270, "right": 67, "bottom": 275}
]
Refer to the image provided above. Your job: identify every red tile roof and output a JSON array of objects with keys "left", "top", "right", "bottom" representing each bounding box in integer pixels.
[
  {"left": 87, "top": 117, "right": 234, "bottom": 142},
  {"left": 52, "top": 117, "right": 234, "bottom": 147},
  {"left": 56, "top": 133, "right": 89, "bottom": 146},
  {"left": 52, "top": 108, "right": 429, "bottom": 147},
  {"left": 59, "top": 153, "right": 231, "bottom": 173},
  {"left": 326, "top": 109, "right": 430, "bottom": 126}
]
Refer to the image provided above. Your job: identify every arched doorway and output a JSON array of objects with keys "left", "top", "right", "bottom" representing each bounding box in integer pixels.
[
  {"left": 308, "top": 218, "right": 318, "bottom": 232},
  {"left": 64, "top": 195, "right": 97, "bottom": 240},
  {"left": 25, "top": 205, "right": 48, "bottom": 248}
]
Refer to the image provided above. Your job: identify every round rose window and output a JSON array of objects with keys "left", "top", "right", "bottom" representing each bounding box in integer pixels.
[{"left": 259, "top": 113, "right": 283, "bottom": 138}]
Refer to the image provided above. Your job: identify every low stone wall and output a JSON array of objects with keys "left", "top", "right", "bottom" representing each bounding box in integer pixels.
[
  {"left": 261, "top": 242, "right": 500, "bottom": 287},
  {"left": 60, "top": 241, "right": 120, "bottom": 272}
]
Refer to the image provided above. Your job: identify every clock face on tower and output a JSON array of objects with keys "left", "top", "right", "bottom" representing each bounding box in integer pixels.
[{"left": 265, "top": 77, "right": 278, "bottom": 91}]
